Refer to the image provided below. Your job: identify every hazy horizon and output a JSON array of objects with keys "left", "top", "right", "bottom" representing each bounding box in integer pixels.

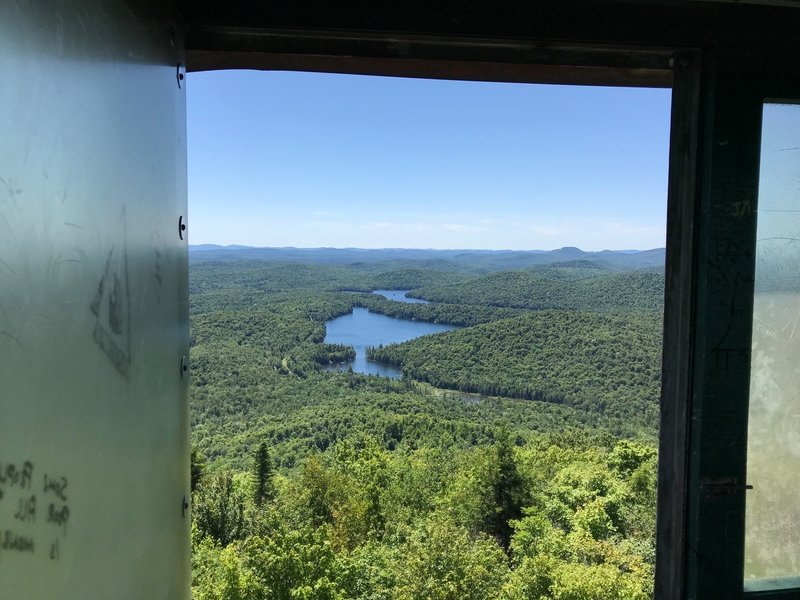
[{"left": 188, "top": 242, "right": 663, "bottom": 253}]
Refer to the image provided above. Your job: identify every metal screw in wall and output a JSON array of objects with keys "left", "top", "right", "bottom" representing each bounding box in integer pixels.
[
  {"left": 176, "top": 63, "right": 185, "bottom": 89},
  {"left": 179, "top": 215, "right": 186, "bottom": 240}
]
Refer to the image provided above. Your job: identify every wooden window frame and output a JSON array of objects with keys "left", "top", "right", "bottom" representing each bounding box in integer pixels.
[{"left": 184, "top": 27, "right": 800, "bottom": 597}]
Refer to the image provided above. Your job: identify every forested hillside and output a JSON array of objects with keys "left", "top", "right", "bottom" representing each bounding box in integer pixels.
[
  {"left": 189, "top": 249, "right": 664, "bottom": 599},
  {"left": 368, "top": 311, "right": 662, "bottom": 429},
  {"left": 411, "top": 269, "right": 664, "bottom": 312}
]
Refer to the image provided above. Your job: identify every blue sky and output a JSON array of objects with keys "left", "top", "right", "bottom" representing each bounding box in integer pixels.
[{"left": 188, "top": 71, "right": 671, "bottom": 251}]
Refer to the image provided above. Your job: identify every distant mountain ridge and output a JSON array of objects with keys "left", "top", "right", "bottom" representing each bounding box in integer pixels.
[
  {"left": 190, "top": 244, "right": 251, "bottom": 251},
  {"left": 188, "top": 245, "right": 665, "bottom": 272}
]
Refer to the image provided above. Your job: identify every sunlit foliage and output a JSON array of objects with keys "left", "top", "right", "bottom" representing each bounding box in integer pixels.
[{"left": 189, "top": 255, "right": 662, "bottom": 599}]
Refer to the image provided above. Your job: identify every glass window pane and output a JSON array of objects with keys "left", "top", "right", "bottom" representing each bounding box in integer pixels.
[{"left": 745, "top": 103, "right": 800, "bottom": 584}]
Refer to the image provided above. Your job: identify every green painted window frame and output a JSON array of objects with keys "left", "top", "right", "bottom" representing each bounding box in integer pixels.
[
  {"left": 745, "top": 577, "right": 800, "bottom": 598},
  {"left": 660, "top": 49, "right": 800, "bottom": 600}
]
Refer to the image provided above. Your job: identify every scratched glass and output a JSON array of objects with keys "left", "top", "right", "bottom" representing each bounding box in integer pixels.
[{"left": 744, "top": 103, "right": 800, "bottom": 588}]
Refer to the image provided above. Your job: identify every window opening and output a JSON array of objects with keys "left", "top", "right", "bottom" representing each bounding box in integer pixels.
[{"left": 186, "top": 71, "right": 671, "bottom": 599}]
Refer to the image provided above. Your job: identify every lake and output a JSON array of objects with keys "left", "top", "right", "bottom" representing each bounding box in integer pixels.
[
  {"left": 323, "top": 307, "right": 458, "bottom": 378},
  {"left": 371, "top": 289, "right": 430, "bottom": 304}
]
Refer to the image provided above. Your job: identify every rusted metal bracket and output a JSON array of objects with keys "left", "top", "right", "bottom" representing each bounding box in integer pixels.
[{"left": 701, "top": 478, "right": 753, "bottom": 496}]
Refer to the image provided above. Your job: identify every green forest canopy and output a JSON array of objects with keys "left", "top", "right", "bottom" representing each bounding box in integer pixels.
[{"left": 189, "top": 249, "right": 664, "bottom": 599}]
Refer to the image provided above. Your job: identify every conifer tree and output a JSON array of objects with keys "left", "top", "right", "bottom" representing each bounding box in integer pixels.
[
  {"left": 252, "top": 441, "right": 275, "bottom": 506},
  {"left": 491, "top": 428, "right": 525, "bottom": 551},
  {"left": 190, "top": 446, "right": 206, "bottom": 493}
]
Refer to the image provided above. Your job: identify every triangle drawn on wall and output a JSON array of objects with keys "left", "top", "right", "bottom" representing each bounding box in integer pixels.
[{"left": 90, "top": 207, "right": 132, "bottom": 379}]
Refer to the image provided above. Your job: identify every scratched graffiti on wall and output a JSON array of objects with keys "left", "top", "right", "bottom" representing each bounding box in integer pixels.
[
  {"left": 90, "top": 207, "right": 132, "bottom": 378},
  {"left": 0, "top": 460, "right": 70, "bottom": 562}
]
